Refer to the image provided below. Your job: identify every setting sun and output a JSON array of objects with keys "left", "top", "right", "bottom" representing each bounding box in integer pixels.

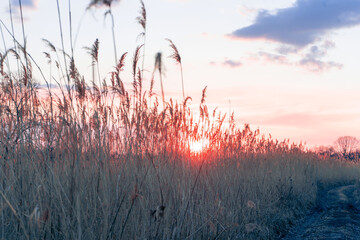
[{"left": 189, "top": 139, "right": 209, "bottom": 153}]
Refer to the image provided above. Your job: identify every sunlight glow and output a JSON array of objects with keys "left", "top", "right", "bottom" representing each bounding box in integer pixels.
[{"left": 189, "top": 139, "right": 209, "bottom": 153}]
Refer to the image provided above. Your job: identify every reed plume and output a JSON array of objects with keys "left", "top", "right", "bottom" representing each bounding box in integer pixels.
[
  {"left": 166, "top": 38, "right": 185, "bottom": 101},
  {"left": 151, "top": 52, "right": 165, "bottom": 107},
  {"left": 88, "top": 0, "right": 120, "bottom": 65},
  {"left": 136, "top": 0, "right": 147, "bottom": 32},
  {"left": 136, "top": 0, "right": 147, "bottom": 90},
  {"left": 88, "top": 0, "right": 119, "bottom": 8}
]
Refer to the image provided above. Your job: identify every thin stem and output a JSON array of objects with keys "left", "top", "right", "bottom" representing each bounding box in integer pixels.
[
  {"left": 18, "top": 0, "right": 29, "bottom": 74},
  {"left": 56, "top": 0, "right": 71, "bottom": 91},
  {"left": 73, "top": 10, "right": 86, "bottom": 50},
  {"left": 0, "top": 19, "right": 48, "bottom": 83},
  {"left": 0, "top": 190, "right": 30, "bottom": 240},
  {"left": 177, "top": 158, "right": 206, "bottom": 237},
  {"left": 141, "top": 35, "right": 146, "bottom": 83},
  {"left": 180, "top": 64, "right": 185, "bottom": 101},
  {"left": 68, "top": 0, "right": 74, "bottom": 58},
  {"left": 0, "top": 24, "right": 11, "bottom": 75},
  {"left": 160, "top": 72, "right": 165, "bottom": 108},
  {"left": 8, "top": 0, "right": 20, "bottom": 74},
  {"left": 110, "top": 10, "right": 118, "bottom": 65},
  {"left": 119, "top": 165, "right": 150, "bottom": 240}
]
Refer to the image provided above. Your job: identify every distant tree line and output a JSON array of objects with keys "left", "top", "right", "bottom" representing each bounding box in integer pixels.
[{"left": 314, "top": 136, "right": 360, "bottom": 161}]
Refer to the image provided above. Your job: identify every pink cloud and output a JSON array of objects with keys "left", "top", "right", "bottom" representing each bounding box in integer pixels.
[
  {"left": 208, "top": 59, "right": 243, "bottom": 68},
  {"left": 230, "top": 0, "right": 360, "bottom": 47},
  {"left": 222, "top": 59, "right": 242, "bottom": 68},
  {"left": 298, "top": 59, "right": 343, "bottom": 72},
  {"left": 258, "top": 52, "right": 290, "bottom": 65},
  {"left": 297, "top": 42, "right": 343, "bottom": 72},
  {"left": 239, "top": 41, "right": 342, "bottom": 72},
  {"left": 238, "top": 5, "right": 258, "bottom": 16}
]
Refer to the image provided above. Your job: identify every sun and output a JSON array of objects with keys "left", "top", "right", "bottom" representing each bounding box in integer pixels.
[
  {"left": 189, "top": 139, "right": 209, "bottom": 154},
  {"left": 189, "top": 140, "right": 203, "bottom": 153}
]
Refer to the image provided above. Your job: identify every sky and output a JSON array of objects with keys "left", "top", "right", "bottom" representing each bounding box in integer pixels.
[{"left": 1, "top": 0, "right": 360, "bottom": 147}]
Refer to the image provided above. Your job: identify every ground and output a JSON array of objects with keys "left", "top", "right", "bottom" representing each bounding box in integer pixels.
[{"left": 283, "top": 182, "right": 360, "bottom": 240}]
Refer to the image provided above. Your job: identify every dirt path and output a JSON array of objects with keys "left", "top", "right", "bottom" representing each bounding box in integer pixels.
[{"left": 283, "top": 183, "right": 360, "bottom": 240}]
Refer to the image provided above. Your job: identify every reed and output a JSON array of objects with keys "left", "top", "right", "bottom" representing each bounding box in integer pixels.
[
  {"left": 166, "top": 38, "right": 185, "bottom": 101},
  {"left": 88, "top": 0, "right": 120, "bottom": 65},
  {"left": 0, "top": 1, "right": 359, "bottom": 239}
]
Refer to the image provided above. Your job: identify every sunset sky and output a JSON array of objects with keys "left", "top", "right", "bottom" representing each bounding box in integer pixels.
[{"left": 1, "top": 0, "right": 360, "bottom": 147}]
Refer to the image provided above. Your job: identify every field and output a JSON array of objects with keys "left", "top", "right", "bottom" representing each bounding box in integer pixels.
[{"left": 0, "top": 1, "right": 360, "bottom": 239}]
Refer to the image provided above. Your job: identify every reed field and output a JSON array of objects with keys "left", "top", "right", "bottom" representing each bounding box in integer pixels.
[{"left": 0, "top": 1, "right": 359, "bottom": 239}]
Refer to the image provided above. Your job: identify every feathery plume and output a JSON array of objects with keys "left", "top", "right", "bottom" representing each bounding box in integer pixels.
[
  {"left": 166, "top": 38, "right": 185, "bottom": 100},
  {"left": 136, "top": 0, "right": 146, "bottom": 31},
  {"left": 88, "top": 0, "right": 120, "bottom": 8},
  {"left": 166, "top": 38, "right": 181, "bottom": 64}
]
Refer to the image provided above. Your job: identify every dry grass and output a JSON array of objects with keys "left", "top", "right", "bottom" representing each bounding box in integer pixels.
[{"left": 0, "top": 1, "right": 359, "bottom": 239}]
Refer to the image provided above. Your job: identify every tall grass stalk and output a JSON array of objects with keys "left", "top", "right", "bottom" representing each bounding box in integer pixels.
[
  {"left": 167, "top": 38, "right": 185, "bottom": 101},
  {"left": 151, "top": 52, "right": 165, "bottom": 107},
  {"left": 176, "top": 157, "right": 206, "bottom": 239},
  {"left": 105, "top": 9, "right": 118, "bottom": 66},
  {"left": 88, "top": 1, "right": 119, "bottom": 65},
  {"left": 0, "top": 25, "right": 13, "bottom": 86},
  {"left": 18, "top": 0, "right": 29, "bottom": 76},
  {"left": 56, "top": 0, "right": 71, "bottom": 91},
  {"left": 8, "top": 0, "right": 20, "bottom": 75},
  {"left": 137, "top": 0, "right": 147, "bottom": 81}
]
